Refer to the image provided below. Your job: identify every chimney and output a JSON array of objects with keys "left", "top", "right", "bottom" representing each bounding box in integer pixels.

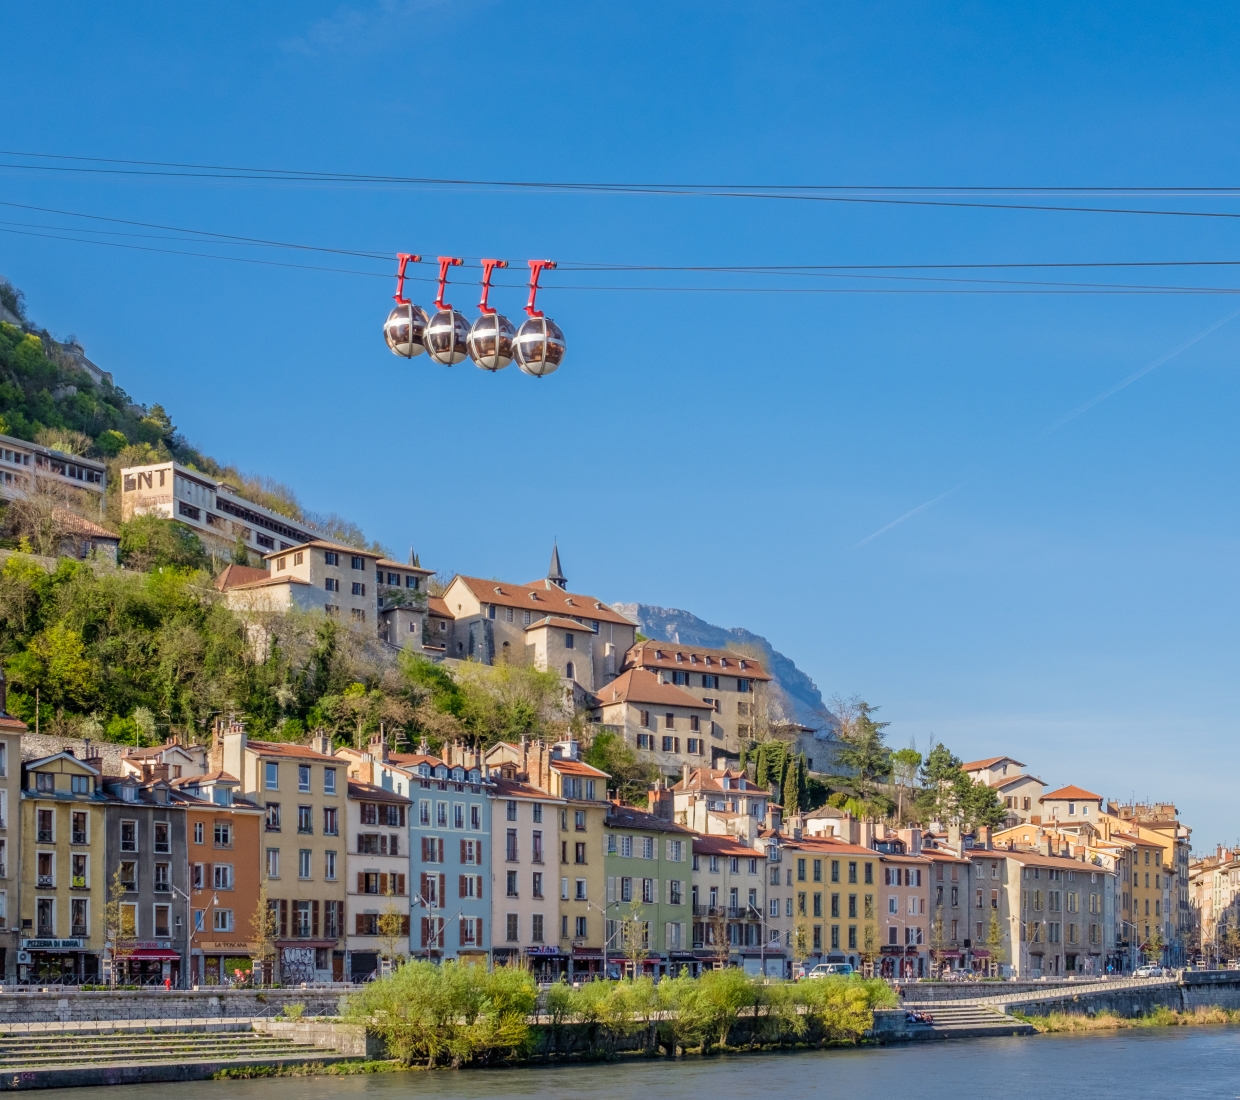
[
  {"left": 947, "top": 822, "right": 962, "bottom": 853},
  {"left": 310, "top": 731, "right": 332, "bottom": 757},
  {"left": 976, "top": 826, "right": 992, "bottom": 850},
  {"left": 898, "top": 827, "right": 922, "bottom": 855},
  {"left": 682, "top": 763, "right": 691, "bottom": 786},
  {"left": 648, "top": 783, "right": 673, "bottom": 822},
  {"left": 1040, "top": 834, "right": 1052, "bottom": 857}
]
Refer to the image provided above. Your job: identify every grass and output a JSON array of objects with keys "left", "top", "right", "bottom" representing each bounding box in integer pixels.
[
  {"left": 212, "top": 1060, "right": 404, "bottom": 1079},
  {"left": 1015, "top": 1006, "right": 1240, "bottom": 1033}
]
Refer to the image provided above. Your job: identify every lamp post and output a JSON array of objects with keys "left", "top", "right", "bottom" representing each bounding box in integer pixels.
[
  {"left": 583, "top": 898, "right": 616, "bottom": 979},
  {"left": 169, "top": 884, "right": 214, "bottom": 989}
]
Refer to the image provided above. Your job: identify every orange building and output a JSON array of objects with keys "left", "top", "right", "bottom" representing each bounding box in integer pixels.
[{"left": 172, "top": 772, "right": 264, "bottom": 985}]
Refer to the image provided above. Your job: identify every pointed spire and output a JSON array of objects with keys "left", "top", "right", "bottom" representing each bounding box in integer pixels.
[{"left": 547, "top": 539, "right": 567, "bottom": 590}]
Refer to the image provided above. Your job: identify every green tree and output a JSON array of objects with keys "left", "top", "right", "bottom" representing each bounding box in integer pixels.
[
  {"left": 250, "top": 881, "right": 277, "bottom": 984},
  {"left": 118, "top": 514, "right": 209, "bottom": 571},
  {"left": 1145, "top": 926, "right": 1164, "bottom": 965},
  {"left": 583, "top": 729, "right": 660, "bottom": 805},
  {"left": 986, "top": 909, "right": 1007, "bottom": 974},
  {"left": 832, "top": 699, "right": 892, "bottom": 807},
  {"left": 891, "top": 746, "right": 922, "bottom": 822}
]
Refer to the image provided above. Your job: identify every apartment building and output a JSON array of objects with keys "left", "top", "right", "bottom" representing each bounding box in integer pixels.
[
  {"left": 1109, "top": 801, "right": 1192, "bottom": 965},
  {"left": 346, "top": 781, "right": 411, "bottom": 980},
  {"left": 170, "top": 771, "right": 264, "bottom": 986},
  {"left": 0, "top": 432, "right": 106, "bottom": 509},
  {"left": 0, "top": 683, "right": 23, "bottom": 979},
  {"left": 620, "top": 642, "right": 772, "bottom": 765},
  {"left": 490, "top": 774, "right": 564, "bottom": 979},
  {"left": 18, "top": 750, "right": 107, "bottom": 984},
  {"left": 220, "top": 731, "right": 346, "bottom": 983},
  {"left": 402, "top": 750, "right": 493, "bottom": 963},
  {"left": 591, "top": 669, "right": 714, "bottom": 780},
  {"left": 375, "top": 556, "right": 433, "bottom": 650},
  {"left": 603, "top": 804, "right": 694, "bottom": 977},
  {"left": 220, "top": 541, "right": 383, "bottom": 630},
  {"left": 690, "top": 834, "right": 770, "bottom": 972},
  {"left": 439, "top": 553, "right": 637, "bottom": 691},
  {"left": 783, "top": 836, "right": 881, "bottom": 975},
  {"left": 672, "top": 767, "right": 771, "bottom": 842},
  {"left": 921, "top": 844, "right": 975, "bottom": 974},
  {"left": 121, "top": 460, "right": 324, "bottom": 558},
  {"left": 99, "top": 771, "right": 189, "bottom": 985},
  {"left": 872, "top": 832, "right": 930, "bottom": 980}
]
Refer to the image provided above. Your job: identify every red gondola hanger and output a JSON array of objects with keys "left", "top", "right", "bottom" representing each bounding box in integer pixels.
[
  {"left": 524, "top": 259, "right": 557, "bottom": 317},
  {"left": 434, "top": 256, "right": 463, "bottom": 311},
  {"left": 393, "top": 253, "right": 422, "bottom": 304},
  {"left": 478, "top": 258, "right": 508, "bottom": 314}
]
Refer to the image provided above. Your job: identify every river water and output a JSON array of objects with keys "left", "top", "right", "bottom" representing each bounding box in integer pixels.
[{"left": 49, "top": 1028, "right": 1240, "bottom": 1100}]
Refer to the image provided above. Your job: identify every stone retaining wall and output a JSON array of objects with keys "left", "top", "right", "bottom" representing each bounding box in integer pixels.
[
  {"left": 0, "top": 988, "right": 347, "bottom": 1024},
  {"left": 900, "top": 979, "right": 1106, "bottom": 1002}
]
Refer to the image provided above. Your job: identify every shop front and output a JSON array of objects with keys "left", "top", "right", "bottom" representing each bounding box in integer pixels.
[
  {"left": 20, "top": 938, "right": 97, "bottom": 985},
  {"left": 571, "top": 947, "right": 603, "bottom": 981},
  {"left": 276, "top": 940, "right": 342, "bottom": 983},
  {"left": 192, "top": 939, "right": 256, "bottom": 986},
  {"left": 120, "top": 944, "right": 182, "bottom": 986},
  {"left": 741, "top": 951, "right": 787, "bottom": 978},
  {"left": 879, "top": 945, "right": 923, "bottom": 979},
  {"left": 524, "top": 945, "right": 566, "bottom": 981},
  {"left": 668, "top": 951, "right": 698, "bottom": 977}
]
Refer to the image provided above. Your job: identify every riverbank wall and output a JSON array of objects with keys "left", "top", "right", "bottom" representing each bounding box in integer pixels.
[{"left": 0, "top": 988, "right": 347, "bottom": 1026}]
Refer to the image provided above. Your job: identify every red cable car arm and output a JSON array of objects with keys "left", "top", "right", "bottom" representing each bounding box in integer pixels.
[
  {"left": 478, "top": 259, "right": 508, "bottom": 314},
  {"left": 392, "top": 253, "right": 421, "bottom": 304},
  {"left": 524, "top": 260, "right": 557, "bottom": 317},
  {"left": 435, "top": 256, "right": 463, "bottom": 311}
]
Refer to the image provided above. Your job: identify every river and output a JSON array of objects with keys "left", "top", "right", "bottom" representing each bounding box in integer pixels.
[{"left": 46, "top": 1027, "right": 1240, "bottom": 1099}]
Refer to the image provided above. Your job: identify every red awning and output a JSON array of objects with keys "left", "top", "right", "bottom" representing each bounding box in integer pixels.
[
  {"left": 971, "top": 949, "right": 991, "bottom": 958},
  {"left": 127, "top": 949, "right": 181, "bottom": 960}
]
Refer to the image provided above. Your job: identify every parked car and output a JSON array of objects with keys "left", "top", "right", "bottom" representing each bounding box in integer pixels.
[
  {"left": 805, "top": 963, "right": 855, "bottom": 979},
  {"left": 1133, "top": 964, "right": 1166, "bottom": 978}
]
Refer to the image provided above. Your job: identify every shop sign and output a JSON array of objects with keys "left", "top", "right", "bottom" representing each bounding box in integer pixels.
[
  {"left": 22, "top": 938, "right": 84, "bottom": 950},
  {"left": 525, "top": 946, "right": 562, "bottom": 956}
]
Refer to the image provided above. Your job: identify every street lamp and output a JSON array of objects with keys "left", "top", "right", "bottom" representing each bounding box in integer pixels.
[
  {"left": 169, "top": 884, "right": 214, "bottom": 989},
  {"left": 582, "top": 898, "right": 616, "bottom": 980}
]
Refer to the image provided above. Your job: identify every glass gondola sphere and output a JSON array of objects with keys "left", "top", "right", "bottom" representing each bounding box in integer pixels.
[
  {"left": 423, "top": 308, "right": 471, "bottom": 365},
  {"left": 467, "top": 312, "right": 516, "bottom": 372},
  {"left": 383, "top": 302, "right": 429, "bottom": 358},
  {"left": 513, "top": 315, "right": 566, "bottom": 377}
]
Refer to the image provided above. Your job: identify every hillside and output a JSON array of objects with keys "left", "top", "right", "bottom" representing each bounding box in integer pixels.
[
  {"left": 611, "top": 601, "right": 830, "bottom": 729},
  {"left": 0, "top": 276, "right": 372, "bottom": 548}
]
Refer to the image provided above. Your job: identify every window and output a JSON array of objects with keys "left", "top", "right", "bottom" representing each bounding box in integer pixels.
[
  {"left": 351, "top": 555, "right": 365, "bottom": 569},
  {"left": 266, "top": 848, "right": 280, "bottom": 878},
  {"left": 299, "top": 849, "right": 312, "bottom": 879},
  {"left": 71, "top": 775, "right": 90, "bottom": 795},
  {"left": 35, "top": 772, "right": 54, "bottom": 794},
  {"left": 298, "top": 805, "right": 313, "bottom": 834},
  {"left": 352, "top": 582, "right": 365, "bottom": 596},
  {"left": 70, "top": 898, "right": 87, "bottom": 937},
  {"left": 193, "top": 821, "right": 204, "bottom": 845},
  {"left": 325, "top": 851, "right": 337, "bottom": 880},
  {"left": 120, "top": 820, "right": 137, "bottom": 852},
  {"left": 576, "top": 810, "right": 587, "bottom": 831},
  {"left": 506, "top": 913, "right": 519, "bottom": 942},
  {"left": 325, "top": 577, "right": 339, "bottom": 592},
  {"left": 532, "top": 872, "right": 543, "bottom": 898},
  {"left": 213, "top": 863, "right": 234, "bottom": 890},
  {"left": 153, "top": 862, "right": 170, "bottom": 893},
  {"left": 154, "top": 904, "right": 171, "bottom": 938},
  {"left": 576, "top": 915, "right": 588, "bottom": 938},
  {"left": 323, "top": 767, "right": 337, "bottom": 795},
  {"left": 664, "top": 713, "right": 675, "bottom": 730},
  {"left": 737, "top": 678, "right": 751, "bottom": 692},
  {"left": 266, "top": 803, "right": 282, "bottom": 831},
  {"left": 531, "top": 914, "right": 544, "bottom": 942},
  {"left": 213, "top": 909, "right": 235, "bottom": 932},
  {"left": 507, "top": 870, "right": 519, "bottom": 897},
  {"left": 575, "top": 879, "right": 587, "bottom": 901},
  {"left": 565, "top": 632, "right": 574, "bottom": 649},
  {"left": 71, "top": 812, "right": 87, "bottom": 845},
  {"left": 575, "top": 842, "right": 587, "bottom": 864},
  {"left": 265, "top": 762, "right": 279, "bottom": 790}
]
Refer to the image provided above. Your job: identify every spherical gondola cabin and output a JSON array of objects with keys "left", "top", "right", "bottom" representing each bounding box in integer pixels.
[
  {"left": 467, "top": 312, "right": 516, "bottom": 372},
  {"left": 383, "top": 301, "right": 429, "bottom": 358},
  {"left": 514, "top": 316, "right": 566, "bottom": 377},
  {"left": 424, "top": 309, "right": 471, "bottom": 365}
]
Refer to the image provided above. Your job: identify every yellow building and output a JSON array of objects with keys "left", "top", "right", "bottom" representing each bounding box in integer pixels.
[
  {"left": 0, "top": 681, "right": 23, "bottom": 980},
  {"left": 19, "top": 750, "right": 107, "bottom": 983},
  {"left": 221, "top": 728, "right": 347, "bottom": 982}
]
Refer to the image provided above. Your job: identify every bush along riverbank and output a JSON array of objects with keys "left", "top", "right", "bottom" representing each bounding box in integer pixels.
[
  {"left": 1015, "top": 1005, "right": 1240, "bottom": 1033},
  {"left": 343, "top": 961, "right": 897, "bottom": 1068}
]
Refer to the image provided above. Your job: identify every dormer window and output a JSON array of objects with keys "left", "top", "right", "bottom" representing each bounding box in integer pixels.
[
  {"left": 720, "top": 658, "right": 729, "bottom": 668},
  {"left": 565, "top": 597, "right": 574, "bottom": 606},
  {"left": 739, "top": 660, "right": 748, "bottom": 670},
  {"left": 655, "top": 650, "right": 664, "bottom": 660},
  {"left": 676, "top": 653, "right": 683, "bottom": 663},
  {"left": 690, "top": 654, "right": 697, "bottom": 664}
]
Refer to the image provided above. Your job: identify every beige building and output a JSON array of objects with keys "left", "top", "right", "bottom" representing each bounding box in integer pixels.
[
  {"left": 219, "top": 541, "right": 382, "bottom": 631},
  {"left": 220, "top": 730, "right": 347, "bottom": 982},
  {"left": 960, "top": 757, "right": 1045, "bottom": 825},
  {"left": 439, "top": 549, "right": 637, "bottom": 691},
  {"left": 620, "top": 642, "right": 772, "bottom": 765},
  {"left": 591, "top": 669, "right": 714, "bottom": 779},
  {"left": 121, "top": 460, "right": 324, "bottom": 558},
  {"left": 489, "top": 774, "right": 566, "bottom": 979},
  {"left": 344, "top": 780, "right": 410, "bottom": 981}
]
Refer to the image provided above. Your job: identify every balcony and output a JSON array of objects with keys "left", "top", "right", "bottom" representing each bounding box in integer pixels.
[
  {"left": 692, "top": 904, "right": 761, "bottom": 920},
  {"left": 71, "top": 831, "right": 87, "bottom": 845},
  {"left": 36, "top": 875, "right": 53, "bottom": 889},
  {"left": 37, "top": 831, "right": 52, "bottom": 844},
  {"left": 71, "top": 876, "right": 87, "bottom": 889},
  {"left": 70, "top": 925, "right": 87, "bottom": 938}
]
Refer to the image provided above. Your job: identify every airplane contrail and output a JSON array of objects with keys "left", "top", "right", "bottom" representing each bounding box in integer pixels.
[{"left": 855, "top": 307, "right": 1240, "bottom": 548}]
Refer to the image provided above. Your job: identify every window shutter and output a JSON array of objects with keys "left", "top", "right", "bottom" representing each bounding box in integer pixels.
[
  {"left": 475, "top": 916, "right": 482, "bottom": 944},
  {"left": 438, "top": 873, "right": 445, "bottom": 907},
  {"left": 459, "top": 920, "right": 466, "bottom": 946},
  {"left": 357, "top": 872, "right": 365, "bottom": 894},
  {"left": 380, "top": 873, "right": 389, "bottom": 895},
  {"left": 459, "top": 874, "right": 467, "bottom": 899},
  {"left": 401, "top": 915, "right": 410, "bottom": 936},
  {"left": 312, "top": 900, "right": 320, "bottom": 937},
  {"left": 355, "top": 913, "right": 365, "bottom": 935},
  {"left": 437, "top": 838, "right": 444, "bottom": 862},
  {"left": 421, "top": 836, "right": 429, "bottom": 861},
  {"left": 476, "top": 840, "right": 482, "bottom": 866},
  {"left": 397, "top": 874, "right": 406, "bottom": 896},
  {"left": 420, "top": 916, "right": 430, "bottom": 947},
  {"left": 460, "top": 838, "right": 467, "bottom": 862},
  {"left": 420, "top": 873, "right": 429, "bottom": 902},
  {"left": 475, "top": 874, "right": 482, "bottom": 899},
  {"left": 279, "top": 898, "right": 288, "bottom": 938},
  {"left": 607, "top": 876, "right": 615, "bottom": 903}
]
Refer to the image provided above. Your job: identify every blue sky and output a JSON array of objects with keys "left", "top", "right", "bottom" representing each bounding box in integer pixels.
[{"left": 3, "top": 2, "right": 1240, "bottom": 844}]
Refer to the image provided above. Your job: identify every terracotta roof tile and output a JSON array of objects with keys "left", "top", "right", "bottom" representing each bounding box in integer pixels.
[
  {"left": 263, "top": 540, "right": 383, "bottom": 561},
  {"left": 214, "top": 563, "right": 270, "bottom": 591},
  {"left": 593, "top": 668, "right": 714, "bottom": 711},
  {"left": 427, "top": 597, "right": 453, "bottom": 619},
  {"left": 692, "top": 835, "right": 758, "bottom": 857},
  {"left": 246, "top": 739, "right": 337, "bottom": 761},
  {"left": 1041, "top": 785, "right": 1104, "bottom": 802},
  {"left": 550, "top": 758, "right": 609, "bottom": 778},
  {"left": 961, "top": 756, "right": 1024, "bottom": 772},
  {"left": 453, "top": 576, "right": 636, "bottom": 627},
  {"left": 624, "top": 641, "right": 771, "bottom": 681},
  {"left": 526, "top": 615, "right": 598, "bottom": 633},
  {"left": 347, "top": 780, "right": 411, "bottom": 803}
]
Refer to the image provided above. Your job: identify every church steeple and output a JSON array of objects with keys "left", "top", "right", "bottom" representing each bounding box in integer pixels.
[{"left": 546, "top": 540, "right": 567, "bottom": 590}]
